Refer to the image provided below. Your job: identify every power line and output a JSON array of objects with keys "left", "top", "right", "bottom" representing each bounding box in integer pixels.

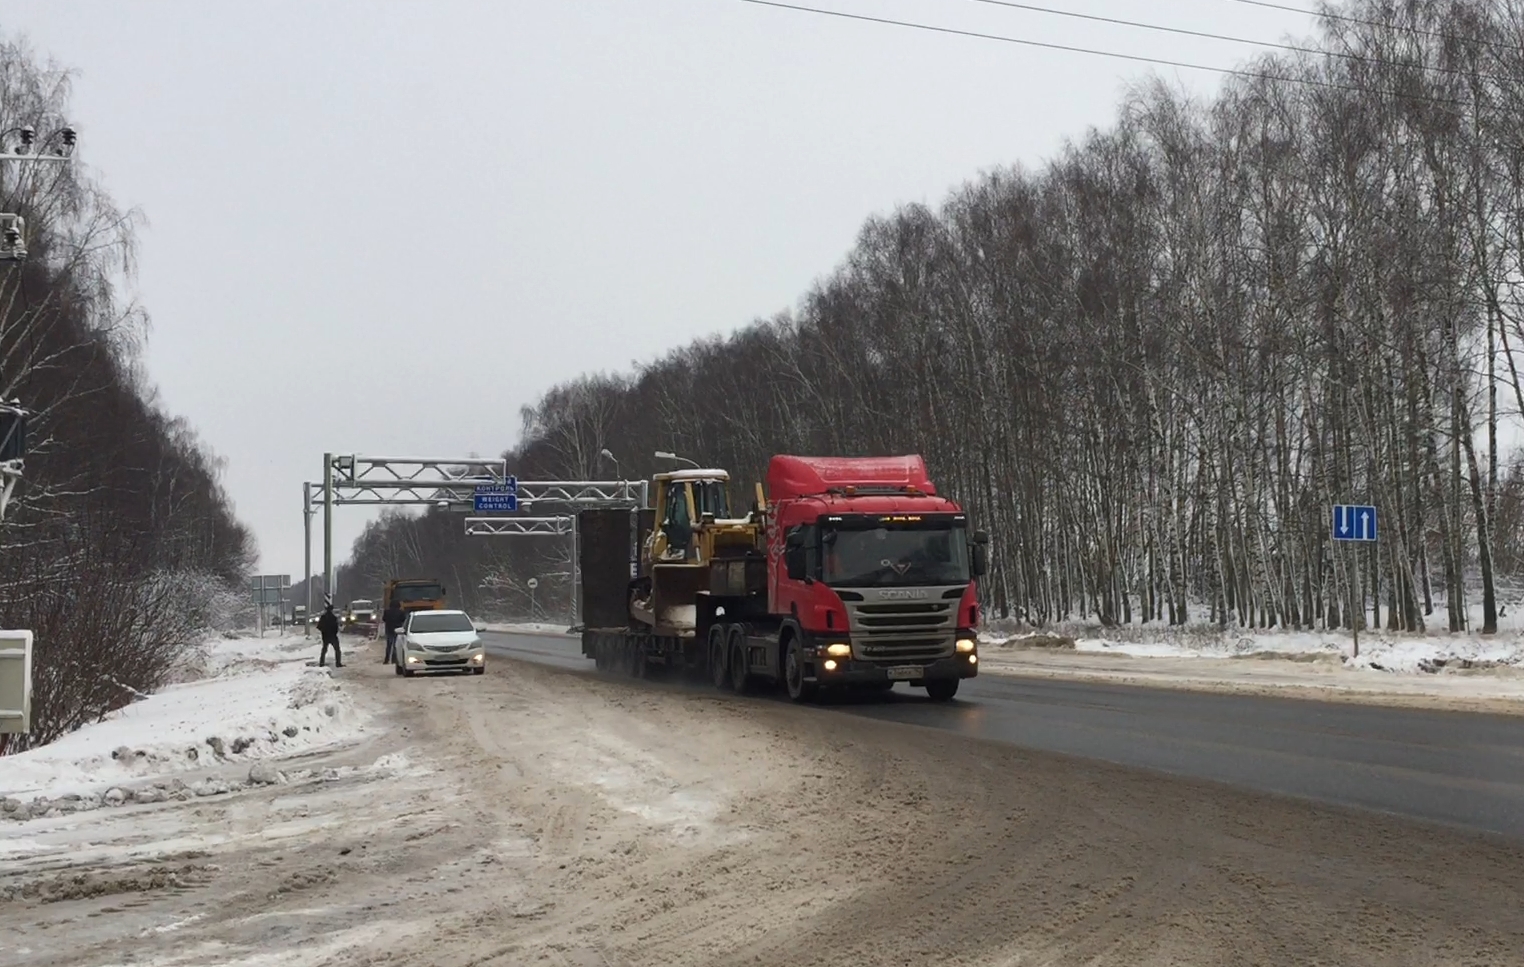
[
  {"left": 738, "top": 0, "right": 1465, "bottom": 105},
  {"left": 966, "top": 0, "right": 1504, "bottom": 81},
  {"left": 1222, "top": 0, "right": 1524, "bottom": 55}
]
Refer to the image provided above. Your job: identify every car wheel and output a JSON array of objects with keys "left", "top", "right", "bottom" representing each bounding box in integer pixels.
[
  {"left": 393, "top": 662, "right": 403, "bottom": 677},
  {"left": 472, "top": 666, "right": 485, "bottom": 675}
]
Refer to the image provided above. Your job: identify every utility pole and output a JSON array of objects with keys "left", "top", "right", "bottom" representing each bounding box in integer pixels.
[{"left": 0, "top": 123, "right": 75, "bottom": 527}]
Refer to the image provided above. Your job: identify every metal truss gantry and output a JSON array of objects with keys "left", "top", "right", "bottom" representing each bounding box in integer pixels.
[{"left": 302, "top": 453, "right": 647, "bottom": 634}]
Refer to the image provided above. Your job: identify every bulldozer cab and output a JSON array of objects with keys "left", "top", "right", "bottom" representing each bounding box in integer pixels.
[
  {"left": 644, "top": 470, "right": 758, "bottom": 568},
  {"left": 631, "top": 468, "right": 768, "bottom": 635}
]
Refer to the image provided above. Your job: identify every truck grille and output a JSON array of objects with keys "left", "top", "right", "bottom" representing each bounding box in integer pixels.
[{"left": 844, "top": 593, "right": 959, "bottom": 662}]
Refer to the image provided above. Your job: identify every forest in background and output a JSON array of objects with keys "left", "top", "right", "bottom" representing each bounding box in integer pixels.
[
  {"left": 0, "top": 37, "right": 253, "bottom": 751},
  {"left": 340, "top": 0, "right": 1524, "bottom": 636}
]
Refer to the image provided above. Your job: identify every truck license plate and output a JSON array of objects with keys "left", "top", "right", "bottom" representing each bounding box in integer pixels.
[{"left": 885, "top": 664, "right": 924, "bottom": 680}]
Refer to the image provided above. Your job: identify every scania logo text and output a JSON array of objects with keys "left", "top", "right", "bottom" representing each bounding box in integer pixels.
[{"left": 878, "top": 589, "right": 929, "bottom": 600}]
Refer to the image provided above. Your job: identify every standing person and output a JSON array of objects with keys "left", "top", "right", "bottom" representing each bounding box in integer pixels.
[
  {"left": 317, "top": 601, "right": 343, "bottom": 668},
  {"left": 381, "top": 598, "right": 405, "bottom": 665}
]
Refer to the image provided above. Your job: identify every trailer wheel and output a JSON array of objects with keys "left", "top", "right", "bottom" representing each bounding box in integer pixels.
[
  {"left": 707, "top": 625, "right": 728, "bottom": 690},
  {"left": 784, "top": 638, "right": 816, "bottom": 703},
  {"left": 925, "top": 679, "right": 959, "bottom": 701}
]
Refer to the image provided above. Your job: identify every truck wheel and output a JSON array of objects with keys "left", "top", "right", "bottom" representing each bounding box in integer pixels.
[
  {"left": 784, "top": 639, "right": 816, "bottom": 703},
  {"left": 708, "top": 625, "right": 728, "bottom": 690},
  {"left": 726, "top": 625, "right": 752, "bottom": 694},
  {"left": 631, "top": 639, "right": 647, "bottom": 679},
  {"left": 925, "top": 679, "right": 959, "bottom": 701}
]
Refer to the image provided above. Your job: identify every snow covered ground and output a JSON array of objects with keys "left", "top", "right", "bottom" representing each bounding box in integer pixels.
[
  {"left": 978, "top": 622, "right": 1524, "bottom": 711},
  {"left": 0, "top": 632, "right": 374, "bottom": 805}
]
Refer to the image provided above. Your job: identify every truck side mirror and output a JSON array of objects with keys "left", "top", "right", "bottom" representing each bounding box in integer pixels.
[
  {"left": 971, "top": 543, "right": 988, "bottom": 578},
  {"left": 784, "top": 530, "right": 806, "bottom": 581},
  {"left": 785, "top": 547, "right": 806, "bottom": 581}
]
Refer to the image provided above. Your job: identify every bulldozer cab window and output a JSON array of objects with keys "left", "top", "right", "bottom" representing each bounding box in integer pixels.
[
  {"left": 662, "top": 482, "right": 692, "bottom": 550},
  {"left": 693, "top": 480, "right": 730, "bottom": 519}
]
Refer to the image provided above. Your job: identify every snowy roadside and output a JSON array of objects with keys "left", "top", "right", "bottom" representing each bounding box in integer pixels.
[
  {"left": 0, "top": 631, "right": 375, "bottom": 817},
  {"left": 977, "top": 627, "right": 1524, "bottom": 711}
]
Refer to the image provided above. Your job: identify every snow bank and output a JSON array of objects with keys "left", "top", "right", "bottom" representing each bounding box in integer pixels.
[
  {"left": 0, "top": 633, "right": 372, "bottom": 800},
  {"left": 982, "top": 626, "right": 1524, "bottom": 673}
]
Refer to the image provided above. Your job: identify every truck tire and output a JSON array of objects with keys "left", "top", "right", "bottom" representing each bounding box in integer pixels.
[
  {"left": 708, "top": 625, "right": 728, "bottom": 690},
  {"left": 925, "top": 679, "right": 959, "bottom": 701},
  {"left": 784, "top": 638, "right": 817, "bottom": 703},
  {"left": 727, "top": 625, "right": 751, "bottom": 694}
]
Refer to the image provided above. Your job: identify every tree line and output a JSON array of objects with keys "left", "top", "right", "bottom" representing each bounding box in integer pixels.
[
  {"left": 345, "top": 0, "right": 1524, "bottom": 636},
  {"left": 0, "top": 37, "right": 253, "bottom": 751}
]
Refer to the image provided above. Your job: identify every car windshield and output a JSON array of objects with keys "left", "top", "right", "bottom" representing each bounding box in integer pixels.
[
  {"left": 392, "top": 584, "right": 443, "bottom": 602},
  {"left": 822, "top": 523, "right": 970, "bottom": 588},
  {"left": 408, "top": 613, "right": 474, "bottom": 633}
]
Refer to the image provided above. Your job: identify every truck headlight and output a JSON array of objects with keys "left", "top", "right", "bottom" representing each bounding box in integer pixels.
[
  {"left": 956, "top": 638, "right": 976, "bottom": 653},
  {"left": 825, "top": 643, "right": 851, "bottom": 658},
  {"left": 822, "top": 659, "right": 838, "bottom": 672}
]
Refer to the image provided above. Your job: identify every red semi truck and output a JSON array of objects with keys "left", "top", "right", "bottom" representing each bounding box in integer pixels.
[{"left": 579, "top": 454, "right": 987, "bottom": 701}]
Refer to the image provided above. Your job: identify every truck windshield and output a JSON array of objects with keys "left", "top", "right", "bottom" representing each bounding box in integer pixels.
[
  {"left": 392, "top": 584, "right": 443, "bottom": 603},
  {"left": 822, "top": 523, "right": 970, "bottom": 588}
]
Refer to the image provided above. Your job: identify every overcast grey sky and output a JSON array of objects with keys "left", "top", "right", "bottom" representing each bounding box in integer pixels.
[{"left": 3, "top": 0, "right": 1317, "bottom": 578}]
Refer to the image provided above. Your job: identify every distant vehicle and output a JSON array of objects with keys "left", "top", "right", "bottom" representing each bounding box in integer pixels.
[
  {"left": 395, "top": 609, "right": 484, "bottom": 677},
  {"left": 381, "top": 578, "right": 447, "bottom": 615},
  {"left": 344, "top": 599, "right": 377, "bottom": 636},
  {"left": 290, "top": 605, "right": 308, "bottom": 627}
]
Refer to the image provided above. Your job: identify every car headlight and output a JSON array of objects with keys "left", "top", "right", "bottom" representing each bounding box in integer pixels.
[
  {"left": 956, "top": 638, "right": 976, "bottom": 653},
  {"left": 825, "top": 643, "right": 851, "bottom": 658},
  {"left": 406, "top": 655, "right": 420, "bottom": 664},
  {"left": 471, "top": 652, "right": 485, "bottom": 663}
]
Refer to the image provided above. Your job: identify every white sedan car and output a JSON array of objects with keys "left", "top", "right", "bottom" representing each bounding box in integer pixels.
[{"left": 395, "top": 609, "right": 486, "bottom": 676}]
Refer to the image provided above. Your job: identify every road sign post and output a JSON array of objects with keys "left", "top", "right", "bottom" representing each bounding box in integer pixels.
[
  {"left": 250, "top": 574, "right": 291, "bottom": 638},
  {"left": 1331, "top": 504, "right": 1378, "bottom": 657}
]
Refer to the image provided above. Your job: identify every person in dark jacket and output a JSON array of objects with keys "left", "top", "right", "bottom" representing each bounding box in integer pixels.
[
  {"left": 381, "top": 599, "right": 406, "bottom": 665},
  {"left": 317, "top": 602, "right": 343, "bottom": 667}
]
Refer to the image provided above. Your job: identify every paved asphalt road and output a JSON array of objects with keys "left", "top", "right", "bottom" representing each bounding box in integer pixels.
[{"left": 481, "top": 630, "right": 1524, "bottom": 840}]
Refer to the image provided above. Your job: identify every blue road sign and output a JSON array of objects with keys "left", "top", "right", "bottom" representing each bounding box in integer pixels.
[
  {"left": 1332, "top": 504, "right": 1377, "bottom": 542},
  {"left": 474, "top": 476, "right": 518, "bottom": 513}
]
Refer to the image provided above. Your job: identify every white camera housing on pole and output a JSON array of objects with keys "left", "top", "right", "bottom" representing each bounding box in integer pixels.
[{"left": 0, "top": 630, "right": 34, "bottom": 735}]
